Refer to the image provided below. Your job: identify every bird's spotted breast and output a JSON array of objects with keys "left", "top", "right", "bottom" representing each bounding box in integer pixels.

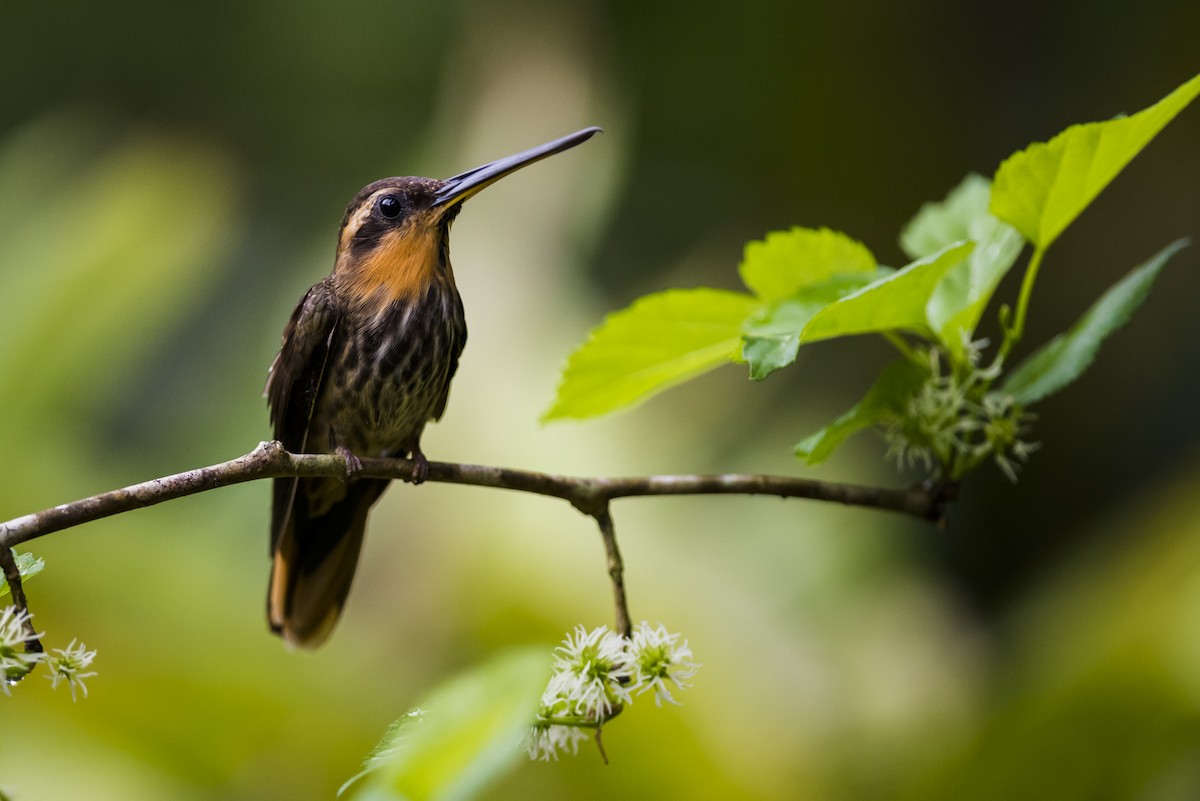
[{"left": 316, "top": 283, "right": 466, "bottom": 458}]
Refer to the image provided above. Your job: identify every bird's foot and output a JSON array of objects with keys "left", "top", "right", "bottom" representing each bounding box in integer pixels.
[
  {"left": 407, "top": 447, "right": 429, "bottom": 485},
  {"left": 336, "top": 446, "right": 364, "bottom": 481}
]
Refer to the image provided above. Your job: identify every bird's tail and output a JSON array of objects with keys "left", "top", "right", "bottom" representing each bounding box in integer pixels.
[{"left": 268, "top": 476, "right": 390, "bottom": 648}]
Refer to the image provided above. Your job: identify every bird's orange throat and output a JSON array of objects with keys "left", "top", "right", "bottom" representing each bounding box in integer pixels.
[{"left": 338, "top": 225, "right": 455, "bottom": 311}]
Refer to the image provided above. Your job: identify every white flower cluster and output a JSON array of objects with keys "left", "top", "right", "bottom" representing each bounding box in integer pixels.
[
  {"left": 525, "top": 622, "right": 699, "bottom": 761},
  {"left": 0, "top": 606, "right": 97, "bottom": 700}
]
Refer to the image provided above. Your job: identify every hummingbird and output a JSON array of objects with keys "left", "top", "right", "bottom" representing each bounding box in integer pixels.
[{"left": 265, "top": 127, "right": 601, "bottom": 648}]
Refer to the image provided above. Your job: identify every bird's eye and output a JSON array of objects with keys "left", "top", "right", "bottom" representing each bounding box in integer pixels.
[{"left": 377, "top": 195, "right": 403, "bottom": 219}]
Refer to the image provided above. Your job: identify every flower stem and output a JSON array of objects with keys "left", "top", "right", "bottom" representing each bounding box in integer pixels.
[
  {"left": 999, "top": 246, "right": 1046, "bottom": 361},
  {"left": 883, "top": 331, "right": 924, "bottom": 365}
]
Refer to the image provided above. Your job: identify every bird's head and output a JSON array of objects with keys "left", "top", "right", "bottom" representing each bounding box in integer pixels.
[{"left": 332, "top": 127, "right": 601, "bottom": 310}]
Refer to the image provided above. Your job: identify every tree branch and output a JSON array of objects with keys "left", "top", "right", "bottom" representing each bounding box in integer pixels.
[
  {"left": 0, "top": 441, "right": 948, "bottom": 551},
  {"left": 0, "top": 441, "right": 951, "bottom": 637}
]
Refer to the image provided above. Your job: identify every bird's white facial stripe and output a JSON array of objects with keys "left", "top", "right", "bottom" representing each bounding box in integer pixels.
[{"left": 338, "top": 190, "right": 392, "bottom": 249}]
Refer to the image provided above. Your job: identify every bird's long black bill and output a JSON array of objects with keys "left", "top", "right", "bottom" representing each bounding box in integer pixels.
[{"left": 433, "top": 126, "right": 602, "bottom": 208}]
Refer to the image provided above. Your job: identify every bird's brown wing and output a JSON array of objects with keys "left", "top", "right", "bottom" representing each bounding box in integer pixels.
[{"left": 266, "top": 280, "right": 385, "bottom": 647}]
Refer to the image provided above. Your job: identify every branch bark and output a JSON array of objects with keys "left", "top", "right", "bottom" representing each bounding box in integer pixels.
[
  {"left": 0, "top": 441, "right": 951, "bottom": 635},
  {"left": 0, "top": 440, "right": 948, "bottom": 551}
]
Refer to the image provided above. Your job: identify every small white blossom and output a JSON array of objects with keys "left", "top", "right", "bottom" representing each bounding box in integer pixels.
[
  {"left": 546, "top": 624, "right": 632, "bottom": 719},
  {"left": 44, "top": 639, "right": 97, "bottom": 701},
  {"left": 0, "top": 606, "right": 45, "bottom": 693},
  {"left": 628, "top": 622, "right": 700, "bottom": 706},
  {"left": 524, "top": 723, "right": 591, "bottom": 761}
]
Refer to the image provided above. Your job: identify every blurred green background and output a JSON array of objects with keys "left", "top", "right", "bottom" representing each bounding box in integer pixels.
[{"left": 3, "top": 2, "right": 1200, "bottom": 799}]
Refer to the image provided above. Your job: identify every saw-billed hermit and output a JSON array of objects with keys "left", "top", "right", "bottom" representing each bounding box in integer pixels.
[{"left": 265, "top": 127, "right": 601, "bottom": 647}]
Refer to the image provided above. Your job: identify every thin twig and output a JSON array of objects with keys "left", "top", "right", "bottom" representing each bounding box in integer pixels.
[
  {"left": 592, "top": 505, "right": 630, "bottom": 637},
  {"left": 1, "top": 545, "right": 43, "bottom": 655},
  {"left": 0, "top": 441, "right": 947, "bottom": 551},
  {"left": 593, "top": 724, "right": 609, "bottom": 766}
]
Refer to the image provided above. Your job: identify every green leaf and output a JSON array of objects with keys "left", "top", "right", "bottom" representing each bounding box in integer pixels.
[
  {"left": 902, "top": 174, "right": 1025, "bottom": 356},
  {"left": 796, "top": 359, "right": 928, "bottom": 464},
  {"left": 340, "top": 710, "right": 428, "bottom": 797},
  {"left": 544, "top": 288, "right": 761, "bottom": 420},
  {"left": 800, "top": 241, "right": 975, "bottom": 343},
  {"left": 991, "top": 73, "right": 1200, "bottom": 249},
  {"left": 1003, "top": 239, "right": 1187, "bottom": 405},
  {"left": 739, "top": 227, "right": 877, "bottom": 302},
  {"left": 343, "top": 648, "right": 549, "bottom": 801},
  {"left": 742, "top": 271, "right": 892, "bottom": 380},
  {"left": 0, "top": 552, "right": 45, "bottom": 598},
  {"left": 900, "top": 174, "right": 993, "bottom": 260}
]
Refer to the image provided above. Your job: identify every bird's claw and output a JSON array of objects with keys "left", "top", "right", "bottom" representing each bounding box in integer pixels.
[
  {"left": 408, "top": 449, "right": 429, "bottom": 485},
  {"left": 336, "top": 447, "right": 364, "bottom": 481}
]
